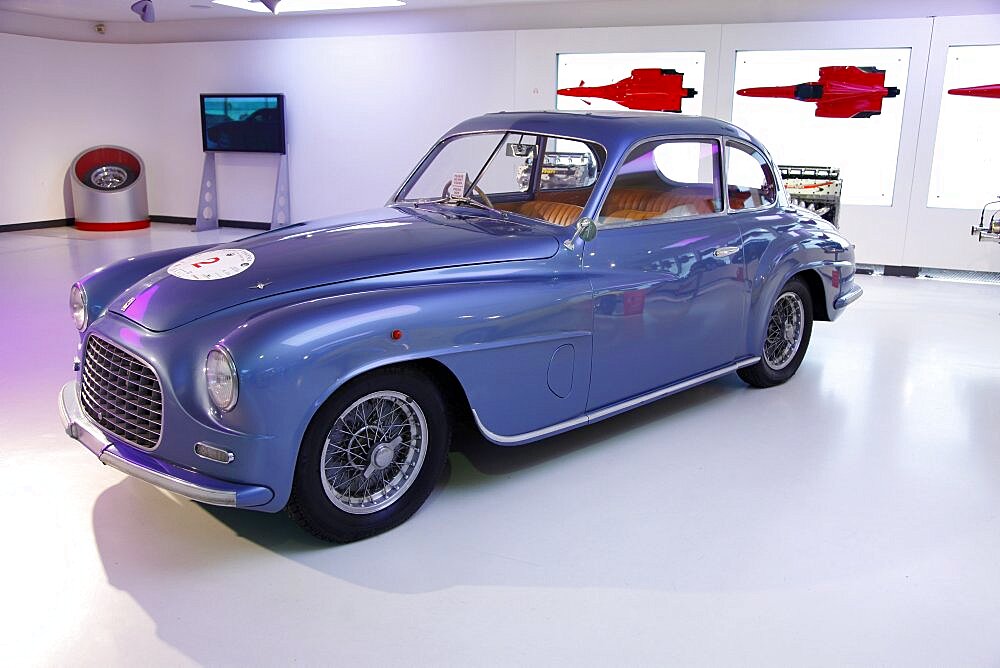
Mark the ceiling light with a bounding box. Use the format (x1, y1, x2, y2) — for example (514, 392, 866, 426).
(131, 0, 156, 22)
(211, 0, 405, 13)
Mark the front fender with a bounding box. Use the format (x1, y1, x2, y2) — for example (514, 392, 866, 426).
(218, 272, 593, 462)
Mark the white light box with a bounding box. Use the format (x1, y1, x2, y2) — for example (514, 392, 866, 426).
(731, 48, 911, 206)
(927, 44, 1000, 210)
(556, 52, 705, 116)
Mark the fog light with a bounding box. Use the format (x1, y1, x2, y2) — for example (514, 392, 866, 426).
(195, 442, 234, 464)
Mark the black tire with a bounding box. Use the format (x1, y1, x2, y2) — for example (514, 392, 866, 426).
(738, 277, 813, 388)
(286, 367, 450, 543)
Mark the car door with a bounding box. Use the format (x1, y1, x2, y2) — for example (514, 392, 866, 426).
(584, 137, 748, 411)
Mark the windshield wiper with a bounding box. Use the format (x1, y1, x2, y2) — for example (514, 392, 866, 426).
(407, 196, 496, 214)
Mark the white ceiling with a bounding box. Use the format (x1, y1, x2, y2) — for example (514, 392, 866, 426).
(1, 0, 996, 44)
(0, 0, 579, 22)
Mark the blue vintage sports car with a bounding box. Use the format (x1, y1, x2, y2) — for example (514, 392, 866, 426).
(59, 111, 861, 542)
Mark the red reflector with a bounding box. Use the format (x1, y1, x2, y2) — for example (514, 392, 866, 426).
(391, 329, 403, 340)
(832, 268, 841, 289)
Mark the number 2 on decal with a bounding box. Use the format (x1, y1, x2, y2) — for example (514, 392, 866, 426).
(193, 257, 220, 269)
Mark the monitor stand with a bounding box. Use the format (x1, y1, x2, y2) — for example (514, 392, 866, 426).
(195, 152, 291, 231)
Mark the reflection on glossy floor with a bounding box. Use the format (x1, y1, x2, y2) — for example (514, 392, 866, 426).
(2, 224, 999, 665)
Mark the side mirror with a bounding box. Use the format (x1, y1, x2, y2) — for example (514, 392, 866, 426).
(563, 217, 597, 251)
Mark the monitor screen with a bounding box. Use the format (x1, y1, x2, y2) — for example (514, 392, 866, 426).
(200, 94, 286, 154)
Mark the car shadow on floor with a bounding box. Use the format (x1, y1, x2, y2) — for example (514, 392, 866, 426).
(91, 373, 785, 615)
(185, 374, 744, 548)
(448, 374, 744, 479)
(93, 373, 747, 551)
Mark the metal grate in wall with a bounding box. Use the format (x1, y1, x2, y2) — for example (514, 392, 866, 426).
(919, 268, 1000, 285)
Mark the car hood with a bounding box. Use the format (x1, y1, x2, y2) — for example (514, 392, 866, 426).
(109, 206, 560, 331)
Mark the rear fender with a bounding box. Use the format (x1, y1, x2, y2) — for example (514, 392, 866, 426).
(746, 237, 853, 354)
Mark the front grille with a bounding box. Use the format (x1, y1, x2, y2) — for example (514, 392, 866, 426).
(81, 335, 163, 450)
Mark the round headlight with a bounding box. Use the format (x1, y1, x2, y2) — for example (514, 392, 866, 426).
(70, 283, 88, 331)
(205, 346, 238, 412)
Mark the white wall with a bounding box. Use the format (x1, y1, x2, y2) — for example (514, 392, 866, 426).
(0, 34, 150, 224)
(2, 13, 999, 272)
(903, 14, 1000, 272)
(142, 31, 515, 222)
(717, 18, 936, 269)
(516, 17, 999, 272)
(0, 30, 515, 226)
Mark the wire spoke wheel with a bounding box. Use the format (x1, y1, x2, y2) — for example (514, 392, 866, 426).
(319, 390, 428, 515)
(763, 291, 805, 371)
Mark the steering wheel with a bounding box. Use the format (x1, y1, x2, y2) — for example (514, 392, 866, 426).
(470, 184, 494, 208)
(441, 180, 494, 208)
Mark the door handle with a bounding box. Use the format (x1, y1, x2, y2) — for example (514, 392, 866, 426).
(713, 246, 741, 258)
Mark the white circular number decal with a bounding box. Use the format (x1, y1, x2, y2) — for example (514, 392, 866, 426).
(167, 249, 255, 281)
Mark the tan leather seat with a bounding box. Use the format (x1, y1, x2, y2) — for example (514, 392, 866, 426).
(605, 189, 661, 213)
(605, 209, 661, 222)
(645, 192, 718, 217)
(513, 200, 583, 226)
(604, 188, 718, 220)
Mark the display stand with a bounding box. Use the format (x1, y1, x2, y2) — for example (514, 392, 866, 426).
(194, 152, 291, 231)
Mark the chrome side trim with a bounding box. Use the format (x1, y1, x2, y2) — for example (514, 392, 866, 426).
(473, 413, 590, 446)
(473, 357, 761, 446)
(587, 357, 760, 422)
(99, 447, 238, 507)
(834, 286, 863, 309)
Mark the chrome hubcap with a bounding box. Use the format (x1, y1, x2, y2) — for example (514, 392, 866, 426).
(90, 165, 129, 189)
(320, 391, 427, 515)
(764, 291, 805, 371)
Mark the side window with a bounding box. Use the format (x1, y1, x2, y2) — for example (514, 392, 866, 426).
(725, 142, 777, 211)
(538, 138, 600, 192)
(598, 139, 722, 226)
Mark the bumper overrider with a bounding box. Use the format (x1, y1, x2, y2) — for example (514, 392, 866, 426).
(58, 381, 273, 508)
(834, 284, 863, 310)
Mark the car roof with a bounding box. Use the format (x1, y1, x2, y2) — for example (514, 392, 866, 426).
(445, 111, 760, 156)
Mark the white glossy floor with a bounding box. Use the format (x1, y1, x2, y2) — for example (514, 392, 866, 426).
(2, 223, 1000, 665)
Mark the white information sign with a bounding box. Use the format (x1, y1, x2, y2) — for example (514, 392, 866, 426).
(449, 172, 468, 198)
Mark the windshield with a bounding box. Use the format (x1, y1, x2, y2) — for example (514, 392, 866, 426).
(395, 131, 603, 227)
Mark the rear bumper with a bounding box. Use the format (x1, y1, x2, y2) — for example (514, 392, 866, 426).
(58, 381, 273, 508)
(834, 284, 863, 310)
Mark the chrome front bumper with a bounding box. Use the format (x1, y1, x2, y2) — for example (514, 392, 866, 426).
(58, 381, 273, 508)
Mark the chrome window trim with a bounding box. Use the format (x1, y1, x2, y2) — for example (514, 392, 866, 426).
(591, 134, 727, 230)
(722, 138, 780, 214)
(81, 332, 164, 451)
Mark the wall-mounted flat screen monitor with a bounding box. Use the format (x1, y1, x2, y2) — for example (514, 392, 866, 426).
(200, 94, 286, 154)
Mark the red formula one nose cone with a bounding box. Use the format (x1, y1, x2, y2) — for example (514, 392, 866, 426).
(948, 84, 1000, 99)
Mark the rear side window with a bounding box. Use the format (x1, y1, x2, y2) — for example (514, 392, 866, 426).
(598, 139, 723, 226)
(725, 142, 777, 211)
